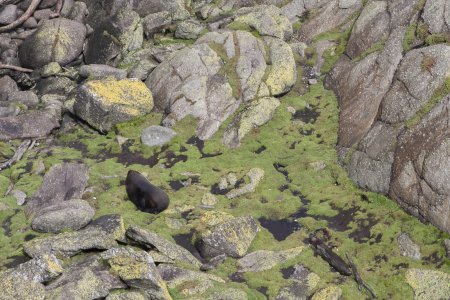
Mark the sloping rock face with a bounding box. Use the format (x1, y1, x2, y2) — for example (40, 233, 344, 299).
(325, 0, 450, 232)
(146, 28, 296, 141)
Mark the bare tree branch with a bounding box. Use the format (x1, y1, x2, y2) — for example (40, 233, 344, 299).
(0, 139, 32, 171)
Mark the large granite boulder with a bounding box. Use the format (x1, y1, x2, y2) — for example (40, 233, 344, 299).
(238, 247, 304, 272)
(73, 78, 154, 132)
(19, 18, 86, 68)
(0, 110, 60, 141)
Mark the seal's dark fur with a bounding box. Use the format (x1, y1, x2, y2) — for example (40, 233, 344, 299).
(125, 170, 169, 213)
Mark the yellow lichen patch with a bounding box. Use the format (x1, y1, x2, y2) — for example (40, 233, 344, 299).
(43, 254, 64, 274)
(237, 97, 280, 140)
(198, 211, 234, 228)
(85, 79, 153, 113)
(405, 268, 450, 300)
(265, 38, 297, 96)
(311, 285, 343, 300)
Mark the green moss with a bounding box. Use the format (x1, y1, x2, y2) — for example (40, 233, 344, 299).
(405, 76, 450, 128)
(403, 22, 417, 52)
(425, 33, 450, 46)
(352, 41, 385, 62)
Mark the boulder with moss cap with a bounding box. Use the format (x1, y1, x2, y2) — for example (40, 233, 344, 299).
(73, 78, 154, 132)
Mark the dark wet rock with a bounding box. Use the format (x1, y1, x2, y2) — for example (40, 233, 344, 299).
(238, 247, 304, 272)
(45, 258, 126, 299)
(200, 253, 227, 271)
(397, 233, 421, 260)
(39, 0, 58, 9)
(223, 97, 280, 148)
(0, 110, 60, 141)
(297, 0, 362, 42)
(35, 76, 77, 95)
(175, 19, 205, 39)
(23, 16, 38, 29)
(1, 254, 63, 283)
(225, 168, 264, 199)
(23, 227, 118, 258)
(142, 11, 172, 38)
(0, 75, 18, 102)
(79, 64, 128, 80)
(0, 4, 18, 25)
(86, 214, 126, 242)
(158, 264, 225, 296)
(19, 18, 86, 68)
(31, 199, 95, 233)
(310, 235, 351, 276)
(8, 91, 39, 108)
(126, 225, 202, 268)
(141, 125, 177, 147)
(0, 275, 46, 300)
(26, 163, 89, 216)
(101, 247, 172, 300)
(195, 215, 259, 259)
(405, 268, 450, 300)
(73, 78, 153, 132)
(84, 8, 143, 65)
(276, 264, 320, 300)
(64, 1, 88, 23)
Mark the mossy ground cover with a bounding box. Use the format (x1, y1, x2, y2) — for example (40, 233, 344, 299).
(1, 79, 449, 298)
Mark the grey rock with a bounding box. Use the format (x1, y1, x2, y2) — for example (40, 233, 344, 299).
(127, 59, 157, 80)
(158, 264, 225, 296)
(73, 78, 154, 132)
(19, 18, 86, 68)
(225, 168, 265, 199)
(423, 0, 447, 34)
(0, 75, 18, 102)
(397, 232, 421, 260)
(195, 215, 259, 259)
(106, 290, 146, 300)
(0, 110, 60, 141)
(1, 254, 63, 283)
(134, 0, 190, 20)
(84, 8, 143, 65)
(298, 0, 362, 42)
(23, 17, 38, 29)
(35, 75, 77, 95)
(141, 125, 177, 147)
(8, 91, 40, 108)
(326, 26, 405, 148)
(142, 11, 172, 38)
(0, 105, 20, 117)
(281, 0, 306, 22)
(40, 62, 62, 77)
(0, 274, 46, 300)
(65, 1, 88, 23)
(201, 192, 217, 207)
(276, 264, 320, 300)
(339, 0, 360, 9)
(24, 228, 118, 258)
(79, 64, 128, 80)
(175, 19, 205, 39)
(26, 163, 89, 216)
(46, 260, 126, 300)
(200, 254, 227, 271)
(126, 225, 202, 267)
(31, 199, 95, 233)
(101, 247, 172, 300)
(85, 214, 126, 242)
(207, 288, 248, 300)
(233, 5, 293, 40)
(348, 122, 399, 194)
(345, 1, 389, 59)
(0, 4, 18, 25)
(33, 8, 53, 21)
(405, 268, 450, 300)
(146, 43, 238, 140)
(381, 45, 450, 124)
(39, 0, 58, 9)
(238, 247, 304, 272)
(11, 189, 26, 206)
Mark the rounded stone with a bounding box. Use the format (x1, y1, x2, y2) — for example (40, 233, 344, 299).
(141, 125, 177, 147)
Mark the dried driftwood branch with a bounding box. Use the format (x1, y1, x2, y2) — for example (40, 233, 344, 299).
(346, 252, 377, 299)
(0, 139, 32, 171)
(0, 64, 33, 73)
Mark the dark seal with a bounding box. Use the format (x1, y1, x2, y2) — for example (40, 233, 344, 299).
(125, 170, 170, 213)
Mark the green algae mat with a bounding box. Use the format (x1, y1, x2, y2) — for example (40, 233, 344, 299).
(1, 82, 449, 299)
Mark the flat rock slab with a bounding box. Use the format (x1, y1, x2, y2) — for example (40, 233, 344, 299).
(141, 125, 177, 147)
(238, 247, 304, 272)
(2, 254, 63, 283)
(26, 163, 89, 216)
(79, 64, 128, 80)
(406, 268, 450, 300)
(0, 111, 60, 141)
(31, 199, 95, 233)
(0, 275, 46, 300)
(126, 225, 201, 267)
